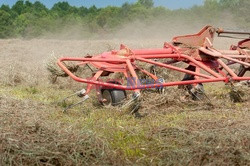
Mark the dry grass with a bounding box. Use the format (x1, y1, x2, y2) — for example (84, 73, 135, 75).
(0, 39, 250, 165)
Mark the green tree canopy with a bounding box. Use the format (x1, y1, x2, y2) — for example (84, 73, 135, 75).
(0, 0, 248, 38)
(137, 0, 154, 8)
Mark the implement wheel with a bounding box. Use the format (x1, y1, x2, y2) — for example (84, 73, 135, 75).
(101, 81, 126, 106)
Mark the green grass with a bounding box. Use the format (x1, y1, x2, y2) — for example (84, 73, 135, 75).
(3, 85, 72, 104)
(0, 83, 249, 165)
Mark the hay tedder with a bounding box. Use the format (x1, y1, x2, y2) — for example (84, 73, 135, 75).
(57, 25, 250, 111)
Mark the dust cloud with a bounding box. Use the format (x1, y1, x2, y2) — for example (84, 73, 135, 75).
(0, 12, 246, 86)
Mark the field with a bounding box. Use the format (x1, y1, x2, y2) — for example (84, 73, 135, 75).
(0, 37, 249, 165)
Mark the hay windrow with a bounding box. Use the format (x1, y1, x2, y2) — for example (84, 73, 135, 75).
(0, 39, 249, 165)
(46, 55, 80, 84)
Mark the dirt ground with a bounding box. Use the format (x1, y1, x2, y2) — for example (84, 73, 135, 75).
(0, 37, 249, 165)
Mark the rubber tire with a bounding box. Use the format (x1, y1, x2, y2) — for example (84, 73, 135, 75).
(101, 89, 126, 106)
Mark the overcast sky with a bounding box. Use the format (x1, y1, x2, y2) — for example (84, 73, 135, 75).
(0, 0, 204, 9)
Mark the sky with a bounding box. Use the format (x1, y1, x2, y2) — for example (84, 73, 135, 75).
(0, 0, 204, 9)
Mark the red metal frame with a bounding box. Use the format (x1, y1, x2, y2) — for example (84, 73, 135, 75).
(57, 25, 250, 97)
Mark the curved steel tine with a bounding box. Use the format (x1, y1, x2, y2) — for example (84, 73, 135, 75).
(122, 92, 140, 109)
(59, 89, 86, 103)
(63, 95, 89, 113)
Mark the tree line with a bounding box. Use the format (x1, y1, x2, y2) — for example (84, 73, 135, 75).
(0, 0, 249, 38)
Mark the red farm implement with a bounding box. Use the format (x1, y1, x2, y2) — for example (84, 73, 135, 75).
(57, 25, 250, 111)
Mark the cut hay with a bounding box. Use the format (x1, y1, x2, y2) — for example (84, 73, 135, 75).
(46, 54, 79, 83)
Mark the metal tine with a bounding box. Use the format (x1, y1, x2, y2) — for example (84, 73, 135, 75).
(122, 92, 140, 109)
(189, 86, 212, 104)
(58, 89, 89, 112)
(63, 95, 89, 113)
(59, 89, 87, 103)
